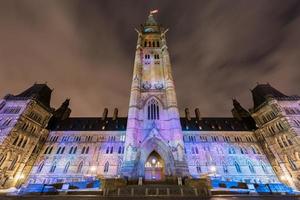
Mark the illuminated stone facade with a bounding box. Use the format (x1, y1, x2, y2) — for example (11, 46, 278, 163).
(0, 85, 52, 188)
(250, 84, 300, 189)
(0, 14, 299, 190)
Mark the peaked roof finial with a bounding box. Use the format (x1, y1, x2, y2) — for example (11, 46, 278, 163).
(150, 9, 158, 15)
(145, 9, 158, 26)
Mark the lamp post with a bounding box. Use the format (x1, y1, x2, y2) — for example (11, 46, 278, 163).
(210, 166, 217, 178)
(90, 166, 96, 180)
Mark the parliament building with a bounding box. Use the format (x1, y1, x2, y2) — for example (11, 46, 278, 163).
(0, 13, 300, 192)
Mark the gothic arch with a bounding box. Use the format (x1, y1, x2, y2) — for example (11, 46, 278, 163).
(142, 95, 165, 109)
(138, 136, 175, 177)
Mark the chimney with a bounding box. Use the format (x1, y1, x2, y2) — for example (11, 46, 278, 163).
(102, 108, 108, 120)
(113, 108, 118, 120)
(195, 108, 201, 120)
(185, 108, 191, 121)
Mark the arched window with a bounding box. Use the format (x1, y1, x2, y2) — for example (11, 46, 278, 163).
(8, 156, 18, 170)
(17, 137, 24, 147)
(104, 161, 109, 172)
(44, 146, 49, 154)
(49, 162, 56, 173)
(248, 161, 255, 173)
(195, 147, 199, 154)
(191, 147, 195, 154)
(276, 138, 284, 148)
(0, 153, 6, 167)
(235, 161, 241, 173)
(110, 146, 113, 154)
(240, 147, 244, 154)
(12, 136, 19, 146)
(77, 161, 83, 173)
(152, 41, 155, 47)
(288, 157, 297, 170)
(156, 41, 160, 47)
(48, 146, 53, 154)
(81, 147, 86, 154)
(251, 146, 257, 154)
(106, 147, 109, 154)
(196, 163, 201, 173)
(56, 147, 61, 154)
(63, 162, 70, 173)
(22, 139, 27, 148)
(73, 146, 77, 154)
(86, 147, 89, 154)
(37, 161, 44, 173)
(69, 147, 73, 154)
(147, 99, 160, 120)
(118, 146, 122, 154)
(61, 147, 65, 154)
(229, 147, 235, 154)
(261, 161, 268, 173)
(223, 163, 228, 173)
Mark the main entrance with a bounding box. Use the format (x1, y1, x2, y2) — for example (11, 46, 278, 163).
(144, 151, 165, 181)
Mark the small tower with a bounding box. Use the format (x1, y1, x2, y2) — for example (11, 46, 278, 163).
(121, 12, 189, 180)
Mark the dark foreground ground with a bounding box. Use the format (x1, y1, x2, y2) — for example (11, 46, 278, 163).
(0, 195, 299, 200)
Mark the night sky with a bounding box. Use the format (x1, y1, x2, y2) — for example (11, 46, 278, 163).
(0, 0, 299, 117)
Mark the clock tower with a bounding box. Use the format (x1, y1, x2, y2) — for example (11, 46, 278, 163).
(121, 12, 189, 180)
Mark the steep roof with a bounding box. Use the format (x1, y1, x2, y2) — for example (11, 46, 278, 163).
(49, 116, 251, 132)
(251, 83, 300, 110)
(4, 83, 52, 109)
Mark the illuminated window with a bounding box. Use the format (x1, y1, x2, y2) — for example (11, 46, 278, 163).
(147, 99, 160, 120)
(251, 146, 257, 154)
(61, 147, 65, 154)
(196, 163, 201, 173)
(77, 161, 83, 173)
(73, 146, 77, 154)
(69, 147, 73, 154)
(63, 162, 70, 173)
(288, 157, 297, 170)
(37, 161, 44, 173)
(0, 154, 6, 167)
(48, 146, 53, 154)
(234, 161, 241, 173)
(104, 161, 109, 172)
(12, 136, 19, 146)
(261, 161, 268, 173)
(49, 162, 56, 173)
(248, 161, 255, 173)
(229, 147, 235, 154)
(223, 163, 228, 173)
(81, 147, 86, 154)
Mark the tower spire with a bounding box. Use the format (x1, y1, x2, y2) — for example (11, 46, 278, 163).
(121, 12, 189, 179)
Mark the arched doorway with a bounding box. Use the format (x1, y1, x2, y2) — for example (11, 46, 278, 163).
(144, 151, 165, 181)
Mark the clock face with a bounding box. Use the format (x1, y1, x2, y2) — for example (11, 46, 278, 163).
(144, 27, 154, 32)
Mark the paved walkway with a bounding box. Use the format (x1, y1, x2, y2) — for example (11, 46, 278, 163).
(0, 195, 299, 200)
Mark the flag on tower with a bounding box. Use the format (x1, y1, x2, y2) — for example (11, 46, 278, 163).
(150, 9, 158, 14)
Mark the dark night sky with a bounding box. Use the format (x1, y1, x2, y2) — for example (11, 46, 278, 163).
(0, 0, 299, 117)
